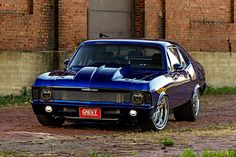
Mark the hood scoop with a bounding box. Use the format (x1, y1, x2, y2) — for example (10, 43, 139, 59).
(74, 66, 98, 81)
(73, 65, 130, 83)
(49, 70, 74, 76)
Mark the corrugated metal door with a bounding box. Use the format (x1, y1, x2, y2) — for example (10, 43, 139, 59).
(88, 0, 133, 39)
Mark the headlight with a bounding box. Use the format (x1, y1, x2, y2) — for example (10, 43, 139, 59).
(131, 92, 144, 104)
(41, 88, 52, 100)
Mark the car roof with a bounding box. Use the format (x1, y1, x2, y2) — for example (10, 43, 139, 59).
(81, 39, 175, 47)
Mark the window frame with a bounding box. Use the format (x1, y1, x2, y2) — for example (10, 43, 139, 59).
(166, 45, 190, 72)
(176, 45, 190, 67)
(69, 43, 168, 71)
(166, 46, 181, 71)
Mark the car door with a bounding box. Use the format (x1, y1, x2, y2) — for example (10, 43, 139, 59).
(177, 46, 198, 101)
(166, 46, 192, 109)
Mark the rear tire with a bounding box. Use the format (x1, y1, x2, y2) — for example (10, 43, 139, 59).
(140, 96, 169, 131)
(36, 114, 65, 126)
(174, 88, 200, 121)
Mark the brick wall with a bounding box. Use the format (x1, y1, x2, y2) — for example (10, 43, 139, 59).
(0, 0, 34, 51)
(0, 0, 30, 13)
(165, 0, 236, 52)
(145, 0, 165, 39)
(187, 0, 236, 51)
(143, 0, 236, 52)
(0, 0, 58, 51)
(0, 0, 87, 51)
(59, 0, 87, 51)
(1, 0, 236, 52)
(165, 0, 190, 47)
(134, 0, 145, 38)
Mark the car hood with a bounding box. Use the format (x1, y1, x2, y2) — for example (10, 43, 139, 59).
(34, 65, 165, 91)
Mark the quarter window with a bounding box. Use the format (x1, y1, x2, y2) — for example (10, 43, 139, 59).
(178, 46, 190, 65)
(167, 47, 181, 70)
(177, 49, 187, 68)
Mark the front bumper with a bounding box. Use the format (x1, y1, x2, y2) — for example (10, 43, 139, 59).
(31, 102, 155, 123)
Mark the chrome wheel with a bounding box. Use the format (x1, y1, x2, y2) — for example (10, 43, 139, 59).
(174, 85, 201, 121)
(192, 90, 200, 117)
(152, 96, 169, 130)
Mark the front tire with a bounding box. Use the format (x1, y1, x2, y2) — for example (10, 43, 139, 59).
(140, 96, 169, 131)
(174, 88, 200, 121)
(36, 114, 65, 126)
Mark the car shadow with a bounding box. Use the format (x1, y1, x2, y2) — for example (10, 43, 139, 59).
(59, 114, 178, 132)
(61, 121, 142, 132)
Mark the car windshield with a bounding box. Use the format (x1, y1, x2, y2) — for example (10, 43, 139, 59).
(69, 44, 164, 70)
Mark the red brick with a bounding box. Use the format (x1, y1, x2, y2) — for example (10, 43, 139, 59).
(0, 0, 236, 52)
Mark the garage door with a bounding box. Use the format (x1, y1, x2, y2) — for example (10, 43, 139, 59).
(88, 0, 133, 39)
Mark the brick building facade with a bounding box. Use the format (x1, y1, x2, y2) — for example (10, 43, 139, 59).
(0, 0, 235, 52)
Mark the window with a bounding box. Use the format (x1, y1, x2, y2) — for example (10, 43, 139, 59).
(177, 49, 187, 68)
(167, 46, 190, 70)
(69, 44, 164, 71)
(177, 46, 190, 65)
(167, 47, 181, 70)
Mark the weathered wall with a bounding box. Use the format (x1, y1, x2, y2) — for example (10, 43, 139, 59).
(188, 0, 236, 51)
(143, 0, 236, 52)
(165, 0, 190, 47)
(1, 0, 236, 52)
(144, 0, 164, 39)
(0, 0, 87, 51)
(134, 0, 145, 38)
(59, 0, 88, 51)
(0, 0, 57, 51)
(165, 0, 236, 52)
(0, 0, 30, 13)
(190, 52, 236, 87)
(0, 51, 73, 95)
(0, 51, 235, 95)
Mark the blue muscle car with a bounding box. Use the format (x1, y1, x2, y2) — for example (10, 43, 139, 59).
(32, 39, 207, 131)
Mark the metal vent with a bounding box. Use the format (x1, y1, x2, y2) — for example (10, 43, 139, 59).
(53, 89, 130, 103)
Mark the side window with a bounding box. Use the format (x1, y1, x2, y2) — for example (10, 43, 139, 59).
(144, 47, 162, 57)
(178, 46, 190, 65)
(166, 56, 172, 71)
(177, 48, 187, 68)
(167, 47, 181, 70)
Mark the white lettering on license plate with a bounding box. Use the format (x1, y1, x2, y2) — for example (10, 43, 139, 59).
(79, 108, 101, 119)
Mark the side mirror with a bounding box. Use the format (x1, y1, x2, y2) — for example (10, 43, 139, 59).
(64, 59, 70, 66)
(173, 63, 183, 71)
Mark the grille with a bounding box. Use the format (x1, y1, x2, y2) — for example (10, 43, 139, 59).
(53, 89, 130, 103)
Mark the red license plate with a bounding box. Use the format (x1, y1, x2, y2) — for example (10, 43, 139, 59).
(79, 107, 101, 119)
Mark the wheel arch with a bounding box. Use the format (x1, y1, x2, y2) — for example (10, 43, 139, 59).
(192, 84, 201, 97)
(157, 92, 169, 106)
